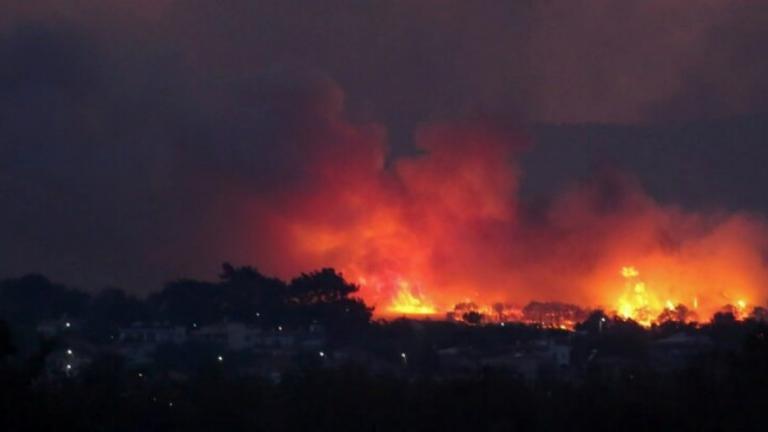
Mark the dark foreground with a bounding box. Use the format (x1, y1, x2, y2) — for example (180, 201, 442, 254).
(1, 269, 767, 430)
(1, 333, 767, 432)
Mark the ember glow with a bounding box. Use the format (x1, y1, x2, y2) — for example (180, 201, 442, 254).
(616, 266, 695, 326)
(387, 280, 437, 316)
(244, 101, 768, 326)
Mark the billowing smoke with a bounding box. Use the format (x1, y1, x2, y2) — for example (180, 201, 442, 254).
(226, 83, 768, 320)
(2, 1, 768, 322)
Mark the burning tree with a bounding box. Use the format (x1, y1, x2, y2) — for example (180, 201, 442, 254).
(521, 301, 588, 329)
(656, 304, 698, 324)
(751, 306, 768, 322)
(446, 302, 486, 324)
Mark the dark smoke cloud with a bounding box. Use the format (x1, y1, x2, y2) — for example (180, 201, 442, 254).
(0, 19, 387, 291)
(5, 0, 767, 124)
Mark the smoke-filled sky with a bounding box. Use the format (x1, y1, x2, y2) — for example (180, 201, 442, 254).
(2, 0, 768, 313)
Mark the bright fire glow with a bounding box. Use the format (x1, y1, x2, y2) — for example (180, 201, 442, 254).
(616, 266, 680, 326)
(611, 265, 754, 327)
(386, 280, 437, 315)
(246, 118, 768, 327)
(620, 266, 640, 278)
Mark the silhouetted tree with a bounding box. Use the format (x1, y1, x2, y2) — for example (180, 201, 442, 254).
(0, 274, 89, 326)
(600, 317, 648, 356)
(653, 318, 697, 337)
(86, 288, 149, 342)
(453, 302, 479, 312)
(462, 310, 484, 325)
(522, 301, 587, 327)
(711, 311, 737, 326)
(149, 279, 222, 325)
(656, 304, 697, 324)
(575, 309, 609, 334)
(288, 268, 372, 332)
(750, 306, 768, 322)
(289, 268, 358, 304)
(492, 302, 506, 321)
(449, 302, 483, 323)
(147, 265, 371, 334)
(705, 311, 745, 348)
(218, 263, 288, 324)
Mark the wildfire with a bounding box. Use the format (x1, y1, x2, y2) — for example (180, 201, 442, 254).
(616, 266, 663, 326)
(612, 265, 754, 326)
(620, 266, 639, 278)
(353, 262, 761, 328)
(386, 280, 437, 315)
(252, 116, 768, 328)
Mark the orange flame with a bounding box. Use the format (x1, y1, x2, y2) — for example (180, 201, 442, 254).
(387, 280, 437, 315)
(611, 265, 753, 326)
(245, 116, 768, 326)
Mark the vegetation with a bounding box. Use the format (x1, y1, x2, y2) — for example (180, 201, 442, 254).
(2, 267, 768, 431)
(0, 264, 372, 345)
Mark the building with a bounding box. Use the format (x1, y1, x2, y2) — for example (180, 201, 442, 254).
(118, 323, 187, 345)
(44, 343, 96, 379)
(36, 318, 80, 339)
(190, 322, 260, 350)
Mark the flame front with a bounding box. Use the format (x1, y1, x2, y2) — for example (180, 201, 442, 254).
(612, 265, 753, 326)
(387, 280, 437, 315)
(616, 266, 681, 326)
(247, 118, 768, 326)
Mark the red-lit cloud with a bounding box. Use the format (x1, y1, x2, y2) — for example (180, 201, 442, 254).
(215, 83, 768, 321)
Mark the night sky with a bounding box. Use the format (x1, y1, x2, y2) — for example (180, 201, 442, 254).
(2, 1, 768, 294)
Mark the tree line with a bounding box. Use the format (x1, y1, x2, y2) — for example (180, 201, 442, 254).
(0, 264, 372, 345)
